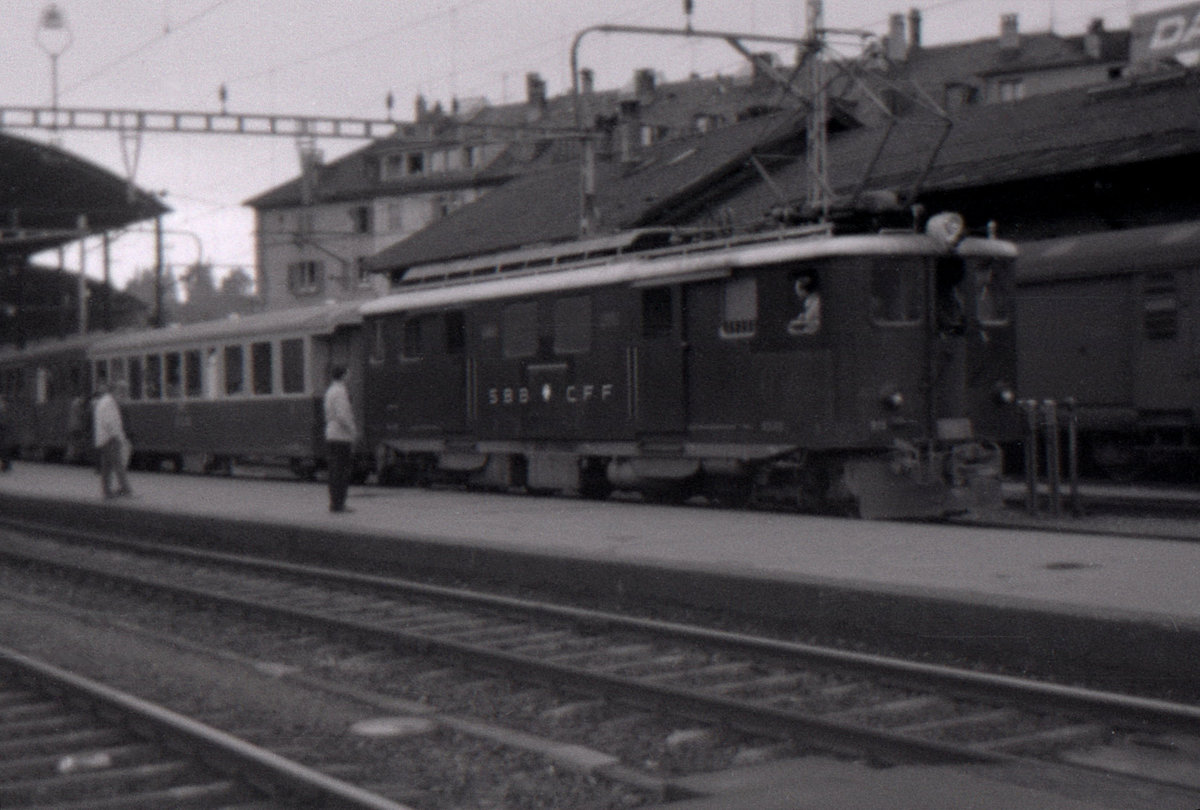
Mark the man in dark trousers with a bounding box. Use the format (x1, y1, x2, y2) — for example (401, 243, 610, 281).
(323, 365, 357, 512)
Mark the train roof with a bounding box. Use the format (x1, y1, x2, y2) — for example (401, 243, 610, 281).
(363, 226, 1016, 317)
(0, 333, 94, 364)
(1018, 221, 1200, 283)
(89, 302, 362, 354)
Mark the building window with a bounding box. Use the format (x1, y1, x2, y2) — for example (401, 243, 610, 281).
(719, 277, 757, 338)
(288, 261, 323, 295)
(406, 152, 425, 175)
(351, 205, 373, 234)
(386, 200, 404, 232)
(998, 77, 1025, 102)
(355, 257, 374, 288)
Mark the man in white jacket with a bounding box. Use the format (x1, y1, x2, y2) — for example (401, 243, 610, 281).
(93, 381, 131, 499)
(323, 365, 357, 512)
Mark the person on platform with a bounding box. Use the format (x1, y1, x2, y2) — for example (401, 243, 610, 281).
(323, 365, 357, 513)
(93, 381, 132, 499)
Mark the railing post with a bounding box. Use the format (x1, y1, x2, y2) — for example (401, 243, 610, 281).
(1042, 399, 1061, 517)
(1021, 399, 1039, 514)
(1064, 397, 1082, 517)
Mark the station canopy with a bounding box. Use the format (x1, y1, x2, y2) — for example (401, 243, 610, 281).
(0, 130, 167, 257)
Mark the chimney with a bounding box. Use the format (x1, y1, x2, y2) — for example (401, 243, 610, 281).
(618, 98, 641, 163)
(580, 68, 594, 95)
(414, 94, 428, 122)
(886, 14, 908, 61)
(908, 7, 922, 50)
(751, 52, 778, 80)
(526, 72, 546, 108)
(634, 68, 656, 98)
(1085, 18, 1104, 60)
(999, 13, 1019, 52)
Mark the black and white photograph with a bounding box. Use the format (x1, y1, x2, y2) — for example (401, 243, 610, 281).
(0, 1, 1199, 807)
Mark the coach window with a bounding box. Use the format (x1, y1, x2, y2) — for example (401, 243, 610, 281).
(184, 350, 203, 398)
(719, 277, 757, 339)
(165, 352, 182, 398)
(93, 360, 108, 388)
(870, 259, 923, 325)
(281, 338, 305, 394)
(369, 321, 385, 365)
(554, 296, 591, 354)
(34, 367, 48, 404)
(144, 355, 162, 400)
(128, 356, 144, 401)
(642, 288, 673, 339)
(224, 345, 245, 396)
(252, 341, 273, 395)
(503, 301, 538, 359)
(110, 357, 127, 395)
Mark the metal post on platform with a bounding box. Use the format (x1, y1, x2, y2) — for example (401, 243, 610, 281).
(1042, 400, 1061, 517)
(1021, 399, 1039, 514)
(1065, 397, 1082, 517)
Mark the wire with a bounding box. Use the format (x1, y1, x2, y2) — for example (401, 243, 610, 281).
(63, 0, 243, 96)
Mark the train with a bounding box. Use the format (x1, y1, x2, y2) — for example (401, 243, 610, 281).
(1016, 219, 1200, 480)
(0, 209, 1020, 519)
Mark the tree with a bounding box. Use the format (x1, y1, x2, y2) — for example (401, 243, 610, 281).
(123, 267, 179, 325)
(219, 267, 255, 298)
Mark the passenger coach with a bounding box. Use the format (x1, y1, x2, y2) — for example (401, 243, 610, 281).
(88, 302, 367, 477)
(362, 215, 1019, 518)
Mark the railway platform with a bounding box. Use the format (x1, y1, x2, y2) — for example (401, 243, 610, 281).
(0, 462, 1198, 809)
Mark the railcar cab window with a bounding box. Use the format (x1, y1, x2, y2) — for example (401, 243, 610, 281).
(973, 260, 1012, 325)
(720, 277, 757, 339)
(870, 259, 923, 324)
(935, 257, 967, 337)
(787, 272, 822, 336)
(554, 296, 591, 354)
(503, 301, 538, 359)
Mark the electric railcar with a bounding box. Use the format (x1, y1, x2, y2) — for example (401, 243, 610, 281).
(1017, 219, 1200, 479)
(362, 213, 1019, 518)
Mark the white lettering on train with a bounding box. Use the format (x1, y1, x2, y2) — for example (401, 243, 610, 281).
(486, 382, 614, 408)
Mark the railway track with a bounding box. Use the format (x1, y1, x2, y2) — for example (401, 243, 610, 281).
(1, 519, 1199, 806)
(0, 644, 411, 810)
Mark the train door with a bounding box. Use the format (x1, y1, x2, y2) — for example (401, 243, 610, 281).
(634, 285, 687, 435)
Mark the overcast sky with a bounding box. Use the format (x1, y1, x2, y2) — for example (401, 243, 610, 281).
(0, 0, 1182, 288)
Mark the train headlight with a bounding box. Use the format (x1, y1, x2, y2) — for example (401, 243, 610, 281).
(925, 212, 966, 247)
(882, 390, 905, 411)
(993, 383, 1016, 406)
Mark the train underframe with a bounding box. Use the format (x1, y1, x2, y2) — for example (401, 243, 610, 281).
(374, 438, 1004, 519)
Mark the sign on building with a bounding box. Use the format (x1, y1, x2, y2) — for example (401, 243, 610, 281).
(1131, 2, 1200, 67)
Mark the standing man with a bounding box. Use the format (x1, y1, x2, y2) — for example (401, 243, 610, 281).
(93, 382, 131, 499)
(323, 365, 357, 513)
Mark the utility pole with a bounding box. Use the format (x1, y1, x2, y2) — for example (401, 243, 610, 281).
(154, 215, 164, 327)
(76, 214, 87, 334)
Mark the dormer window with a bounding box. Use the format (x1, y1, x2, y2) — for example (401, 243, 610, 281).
(998, 77, 1025, 102)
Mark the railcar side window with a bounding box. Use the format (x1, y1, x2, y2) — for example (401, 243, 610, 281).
(445, 311, 466, 355)
(252, 341, 273, 395)
(34, 367, 48, 404)
(503, 301, 538, 359)
(128, 357, 144, 401)
(553, 296, 591, 354)
(165, 353, 182, 398)
(641, 288, 673, 338)
(787, 271, 822, 336)
(870, 260, 922, 324)
(93, 360, 108, 388)
(402, 318, 425, 360)
(719, 277, 757, 339)
(281, 339, 305, 393)
(144, 355, 162, 400)
(369, 321, 386, 365)
(184, 350, 202, 398)
(224, 345, 244, 396)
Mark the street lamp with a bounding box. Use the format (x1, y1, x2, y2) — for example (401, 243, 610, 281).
(36, 3, 72, 136)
